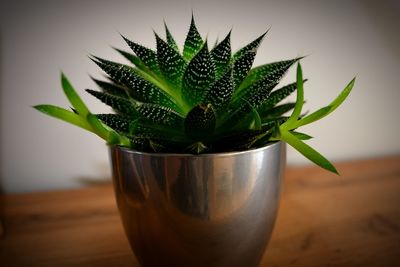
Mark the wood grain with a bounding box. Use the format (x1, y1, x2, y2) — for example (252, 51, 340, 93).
(1, 156, 399, 267)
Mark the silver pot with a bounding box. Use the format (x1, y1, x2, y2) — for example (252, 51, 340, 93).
(110, 141, 286, 267)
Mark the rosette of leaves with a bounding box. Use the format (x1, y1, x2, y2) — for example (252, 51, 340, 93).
(35, 15, 355, 173)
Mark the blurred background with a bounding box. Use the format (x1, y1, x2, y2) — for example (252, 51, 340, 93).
(0, 0, 399, 193)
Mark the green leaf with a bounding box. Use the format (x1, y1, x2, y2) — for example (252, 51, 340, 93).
(61, 73, 89, 117)
(232, 30, 268, 60)
(96, 114, 132, 133)
(262, 116, 289, 126)
(292, 131, 313, 140)
(86, 113, 131, 146)
(86, 89, 138, 117)
(183, 14, 204, 61)
(230, 61, 299, 114)
(231, 71, 279, 109)
(234, 59, 299, 104)
(185, 142, 209, 154)
(211, 125, 272, 152)
(233, 50, 256, 89)
(184, 104, 216, 141)
(203, 68, 233, 108)
(91, 57, 181, 111)
(260, 102, 296, 120)
(34, 104, 91, 131)
(292, 78, 356, 128)
(248, 104, 262, 130)
(86, 113, 111, 141)
(182, 42, 215, 106)
(132, 102, 184, 126)
(155, 32, 186, 89)
(130, 120, 185, 140)
(113, 48, 148, 72)
(210, 30, 231, 78)
(259, 102, 296, 117)
(238, 58, 302, 92)
(164, 21, 179, 52)
(129, 121, 188, 152)
(212, 36, 219, 50)
(280, 129, 338, 174)
(282, 63, 304, 129)
(218, 98, 262, 133)
(91, 77, 127, 97)
(258, 81, 305, 111)
(120, 34, 161, 76)
(129, 137, 151, 151)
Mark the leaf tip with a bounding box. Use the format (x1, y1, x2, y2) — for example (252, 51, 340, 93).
(60, 71, 67, 82)
(32, 104, 42, 111)
(330, 165, 339, 175)
(87, 54, 98, 62)
(351, 76, 357, 85)
(119, 32, 128, 41)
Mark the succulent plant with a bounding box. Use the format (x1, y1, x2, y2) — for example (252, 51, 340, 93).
(35, 15, 355, 174)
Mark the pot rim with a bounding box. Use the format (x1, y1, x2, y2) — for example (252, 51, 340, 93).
(109, 141, 283, 158)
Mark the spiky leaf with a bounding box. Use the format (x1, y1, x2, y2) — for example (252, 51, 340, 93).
(86, 89, 137, 117)
(184, 104, 216, 141)
(91, 57, 180, 111)
(233, 30, 268, 60)
(259, 81, 304, 110)
(260, 102, 296, 120)
(114, 48, 148, 72)
(132, 102, 184, 126)
(182, 42, 215, 106)
(203, 68, 234, 108)
(210, 31, 231, 78)
(96, 114, 131, 133)
(230, 64, 299, 115)
(234, 59, 299, 106)
(130, 120, 185, 141)
(183, 15, 204, 61)
(129, 137, 151, 151)
(232, 76, 277, 110)
(129, 122, 188, 152)
(164, 21, 179, 52)
(155, 33, 186, 89)
(91, 77, 127, 97)
(262, 116, 289, 126)
(121, 34, 161, 75)
(218, 99, 259, 134)
(239, 58, 301, 91)
(233, 50, 256, 89)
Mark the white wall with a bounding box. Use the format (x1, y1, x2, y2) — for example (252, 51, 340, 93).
(1, 0, 399, 193)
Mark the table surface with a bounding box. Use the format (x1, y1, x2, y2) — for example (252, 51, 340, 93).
(1, 156, 400, 267)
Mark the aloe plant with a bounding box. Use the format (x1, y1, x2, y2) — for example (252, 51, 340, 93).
(34, 15, 355, 174)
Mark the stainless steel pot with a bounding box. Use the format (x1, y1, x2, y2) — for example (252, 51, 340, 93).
(110, 141, 286, 267)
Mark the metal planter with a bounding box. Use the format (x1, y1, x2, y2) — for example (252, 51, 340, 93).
(110, 141, 286, 267)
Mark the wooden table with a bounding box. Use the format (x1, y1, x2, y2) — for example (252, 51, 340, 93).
(1, 156, 400, 267)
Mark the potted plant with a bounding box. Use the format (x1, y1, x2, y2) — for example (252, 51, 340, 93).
(35, 15, 354, 267)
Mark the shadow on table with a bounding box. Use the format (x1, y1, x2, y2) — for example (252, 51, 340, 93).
(75, 176, 112, 187)
(75, 161, 113, 187)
